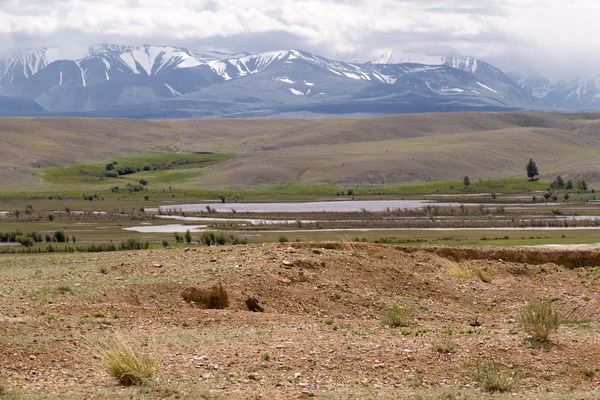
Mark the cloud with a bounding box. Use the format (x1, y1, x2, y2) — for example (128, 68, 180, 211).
(0, 0, 596, 80)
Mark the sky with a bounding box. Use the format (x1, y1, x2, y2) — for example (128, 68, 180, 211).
(0, 0, 596, 81)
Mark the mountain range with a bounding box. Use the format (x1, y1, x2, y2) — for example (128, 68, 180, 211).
(0, 44, 598, 118)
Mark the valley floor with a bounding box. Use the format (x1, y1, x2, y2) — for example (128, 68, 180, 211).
(1, 243, 599, 399)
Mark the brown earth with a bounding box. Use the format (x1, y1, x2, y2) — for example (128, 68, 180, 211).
(0, 243, 599, 399)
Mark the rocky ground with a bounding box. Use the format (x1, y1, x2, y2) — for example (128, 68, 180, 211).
(0, 242, 599, 399)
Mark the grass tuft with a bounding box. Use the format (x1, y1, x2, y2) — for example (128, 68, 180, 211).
(519, 300, 561, 341)
(472, 360, 521, 393)
(96, 339, 160, 386)
(380, 304, 414, 327)
(432, 332, 457, 354)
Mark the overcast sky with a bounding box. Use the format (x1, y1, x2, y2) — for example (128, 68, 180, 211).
(0, 0, 596, 81)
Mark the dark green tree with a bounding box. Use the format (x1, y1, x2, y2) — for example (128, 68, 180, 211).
(566, 180, 574, 191)
(526, 159, 539, 181)
(463, 176, 471, 188)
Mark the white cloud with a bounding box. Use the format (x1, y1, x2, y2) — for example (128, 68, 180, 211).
(0, 0, 597, 80)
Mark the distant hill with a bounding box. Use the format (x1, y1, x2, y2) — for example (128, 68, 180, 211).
(2, 112, 600, 189)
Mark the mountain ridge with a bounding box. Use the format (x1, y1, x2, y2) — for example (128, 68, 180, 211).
(0, 43, 590, 118)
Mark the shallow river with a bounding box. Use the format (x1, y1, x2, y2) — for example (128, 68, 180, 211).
(155, 200, 457, 213)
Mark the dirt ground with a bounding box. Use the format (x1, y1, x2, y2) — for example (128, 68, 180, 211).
(1, 243, 600, 399)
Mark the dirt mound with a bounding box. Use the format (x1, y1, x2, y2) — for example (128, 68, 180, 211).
(181, 284, 229, 309)
(397, 245, 600, 269)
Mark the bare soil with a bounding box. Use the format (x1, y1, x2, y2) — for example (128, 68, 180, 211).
(1, 243, 599, 399)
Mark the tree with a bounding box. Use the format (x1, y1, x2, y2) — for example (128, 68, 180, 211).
(463, 176, 471, 188)
(526, 159, 539, 181)
(566, 180, 574, 191)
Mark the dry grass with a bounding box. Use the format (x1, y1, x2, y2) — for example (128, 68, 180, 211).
(448, 261, 474, 279)
(432, 332, 458, 354)
(380, 304, 414, 327)
(5, 112, 600, 189)
(519, 300, 561, 341)
(472, 360, 521, 393)
(95, 339, 160, 386)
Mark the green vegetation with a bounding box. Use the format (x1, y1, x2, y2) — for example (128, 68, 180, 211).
(42, 153, 234, 185)
(519, 300, 561, 341)
(472, 360, 521, 393)
(526, 158, 539, 181)
(380, 304, 414, 328)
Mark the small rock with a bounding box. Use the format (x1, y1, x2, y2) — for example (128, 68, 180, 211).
(210, 259, 217, 262)
(282, 261, 294, 268)
(153, 263, 162, 268)
(184, 247, 190, 252)
(28, 355, 36, 360)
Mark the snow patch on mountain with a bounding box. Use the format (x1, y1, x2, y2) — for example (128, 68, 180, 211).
(371, 50, 445, 65)
(477, 82, 498, 93)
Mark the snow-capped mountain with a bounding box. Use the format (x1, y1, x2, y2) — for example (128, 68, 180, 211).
(0, 44, 562, 118)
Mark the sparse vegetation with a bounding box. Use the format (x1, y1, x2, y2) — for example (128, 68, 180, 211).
(472, 360, 521, 393)
(432, 332, 457, 354)
(519, 300, 561, 341)
(97, 339, 160, 386)
(380, 304, 414, 327)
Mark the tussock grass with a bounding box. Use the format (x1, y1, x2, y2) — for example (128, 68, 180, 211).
(519, 300, 561, 341)
(432, 332, 457, 354)
(380, 304, 414, 328)
(96, 339, 160, 386)
(472, 360, 521, 393)
(448, 261, 474, 279)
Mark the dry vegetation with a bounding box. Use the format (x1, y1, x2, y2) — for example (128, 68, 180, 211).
(1, 242, 600, 399)
(4, 112, 600, 189)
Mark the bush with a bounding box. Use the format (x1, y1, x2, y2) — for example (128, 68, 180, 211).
(119, 239, 149, 251)
(181, 283, 229, 309)
(432, 332, 457, 354)
(380, 304, 413, 327)
(54, 230, 66, 243)
(184, 229, 192, 244)
(519, 300, 561, 341)
(278, 235, 289, 243)
(162, 240, 169, 248)
(174, 232, 184, 243)
(98, 340, 159, 386)
(472, 360, 521, 393)
(15, 236, 34, 247)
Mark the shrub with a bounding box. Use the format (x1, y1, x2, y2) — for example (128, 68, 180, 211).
(432, 332, 457, 354)
(472, 360, 521, 393)
(119, 239, 149, 251)
(162, 240, 169, 248)
(380, 304, 413, 327)
(139, 179, 148, 186)
(278, 235, 289, 243)
(54, 230, 66, 243)
(519, 300, 561, 341)
(98, 340, 159, 386)
(15, 236, 34, 247)
(181, 283, 229, 309)
(174, 232, 184, 243)
(184, 229, 192, 244)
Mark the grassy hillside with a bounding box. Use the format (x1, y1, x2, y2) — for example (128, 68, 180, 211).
(2, 112, 600, 191)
